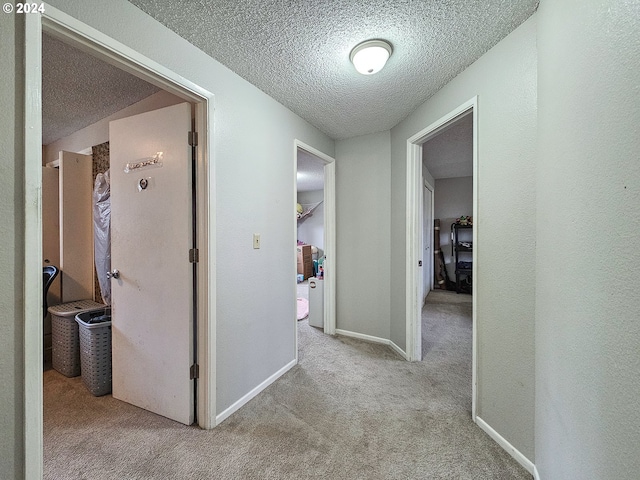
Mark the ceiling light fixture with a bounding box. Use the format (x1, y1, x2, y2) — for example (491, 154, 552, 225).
(349, 39, 393, 75)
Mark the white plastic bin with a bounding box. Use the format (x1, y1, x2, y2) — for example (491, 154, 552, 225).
(308, 277, 324, 329)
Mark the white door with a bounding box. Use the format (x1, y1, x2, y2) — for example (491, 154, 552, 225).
(109, 102, 194, 425)
(42, 166, 61, 305)
(59, 151, 94, 302)
(422, 181, 433, 302)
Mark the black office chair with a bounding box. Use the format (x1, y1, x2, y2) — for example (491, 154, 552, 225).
(43, 266, 59, 318)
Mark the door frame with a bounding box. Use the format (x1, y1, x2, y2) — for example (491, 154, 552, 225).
(421, 178, 434, 302)
(24, 5, 216, 477)
(405, 96, 478, 420)
(293, 141, 337, 352)
(407, 173, 435, 352)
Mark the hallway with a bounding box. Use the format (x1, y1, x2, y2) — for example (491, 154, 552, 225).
(43, 289, 529, 479)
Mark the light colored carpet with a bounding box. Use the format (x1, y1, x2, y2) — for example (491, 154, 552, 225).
(43, 290, 531, 479)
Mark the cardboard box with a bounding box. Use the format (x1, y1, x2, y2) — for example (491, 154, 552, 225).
(296, 245, 313, 279)
(296, 245, 312, 261)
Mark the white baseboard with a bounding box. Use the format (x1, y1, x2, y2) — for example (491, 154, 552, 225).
(335, 328, 388, 345)
(475, 416, 536, 476)
(389, 340, 408, 360)
(215, 358, 296, 425)
(335, 329, 408, 359)
(533, 465, 540, 480)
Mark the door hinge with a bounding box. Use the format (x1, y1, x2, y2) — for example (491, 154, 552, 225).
(188, 131, 198, 147)
(190, 363, 199, 380)
(189, 248, 199, 263)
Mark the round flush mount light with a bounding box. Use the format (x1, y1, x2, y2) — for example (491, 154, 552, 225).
(349, 39, 393, 75)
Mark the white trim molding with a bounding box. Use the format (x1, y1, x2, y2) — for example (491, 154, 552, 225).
(215, 359, 296, 425)
(24, 12, 44, 480)
(471, 101, 479, 422)
(475, 416, 536, 477)
(335, 329, 408, 360)
(322, 161, 337, 335)
(389, 340, 408, 360)
(405, 141, 422, 362)
(533, 465, 541, 480)
(335, 329, 388, 345)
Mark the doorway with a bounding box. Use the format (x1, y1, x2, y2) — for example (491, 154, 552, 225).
(293, 141, 336, 360)
(424, 112, 474, 296)
(25, 9, 215, 477)
(42, 40, 198, 426)
(295, 148, 325, 330)
(405, 97, 478, 419)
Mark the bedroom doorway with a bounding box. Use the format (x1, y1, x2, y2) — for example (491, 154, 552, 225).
(293, 141, 336, 359)
(405, 97, 478, 419)
(24, 9, 215, 477)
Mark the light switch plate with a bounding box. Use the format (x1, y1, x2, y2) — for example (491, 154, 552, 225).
(253, 233, 260, 249)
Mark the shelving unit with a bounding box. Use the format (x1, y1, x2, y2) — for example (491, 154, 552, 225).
(451, 223, 472, 294)
(296, 200, 323, 222)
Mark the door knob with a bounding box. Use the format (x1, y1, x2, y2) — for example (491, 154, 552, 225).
(107, 269, 120, 279)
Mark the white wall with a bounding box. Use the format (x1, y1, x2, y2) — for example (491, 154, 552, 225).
(335, 131, 391, 339)
(40, 0, 335, 418)
(6, 2, 637, 478)
(43, 90, 184, 165)
(297, 189, 324, 254)
(390, 15, 537, 461)
(434, 177, 473, 281)
(536, 1, 640, 478)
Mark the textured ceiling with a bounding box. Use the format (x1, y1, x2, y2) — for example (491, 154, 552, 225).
(423, 113, 473, 179)
(42, 34, 160, 145)
(297, 149, 325, 192)
(128, 0, 537, 139)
